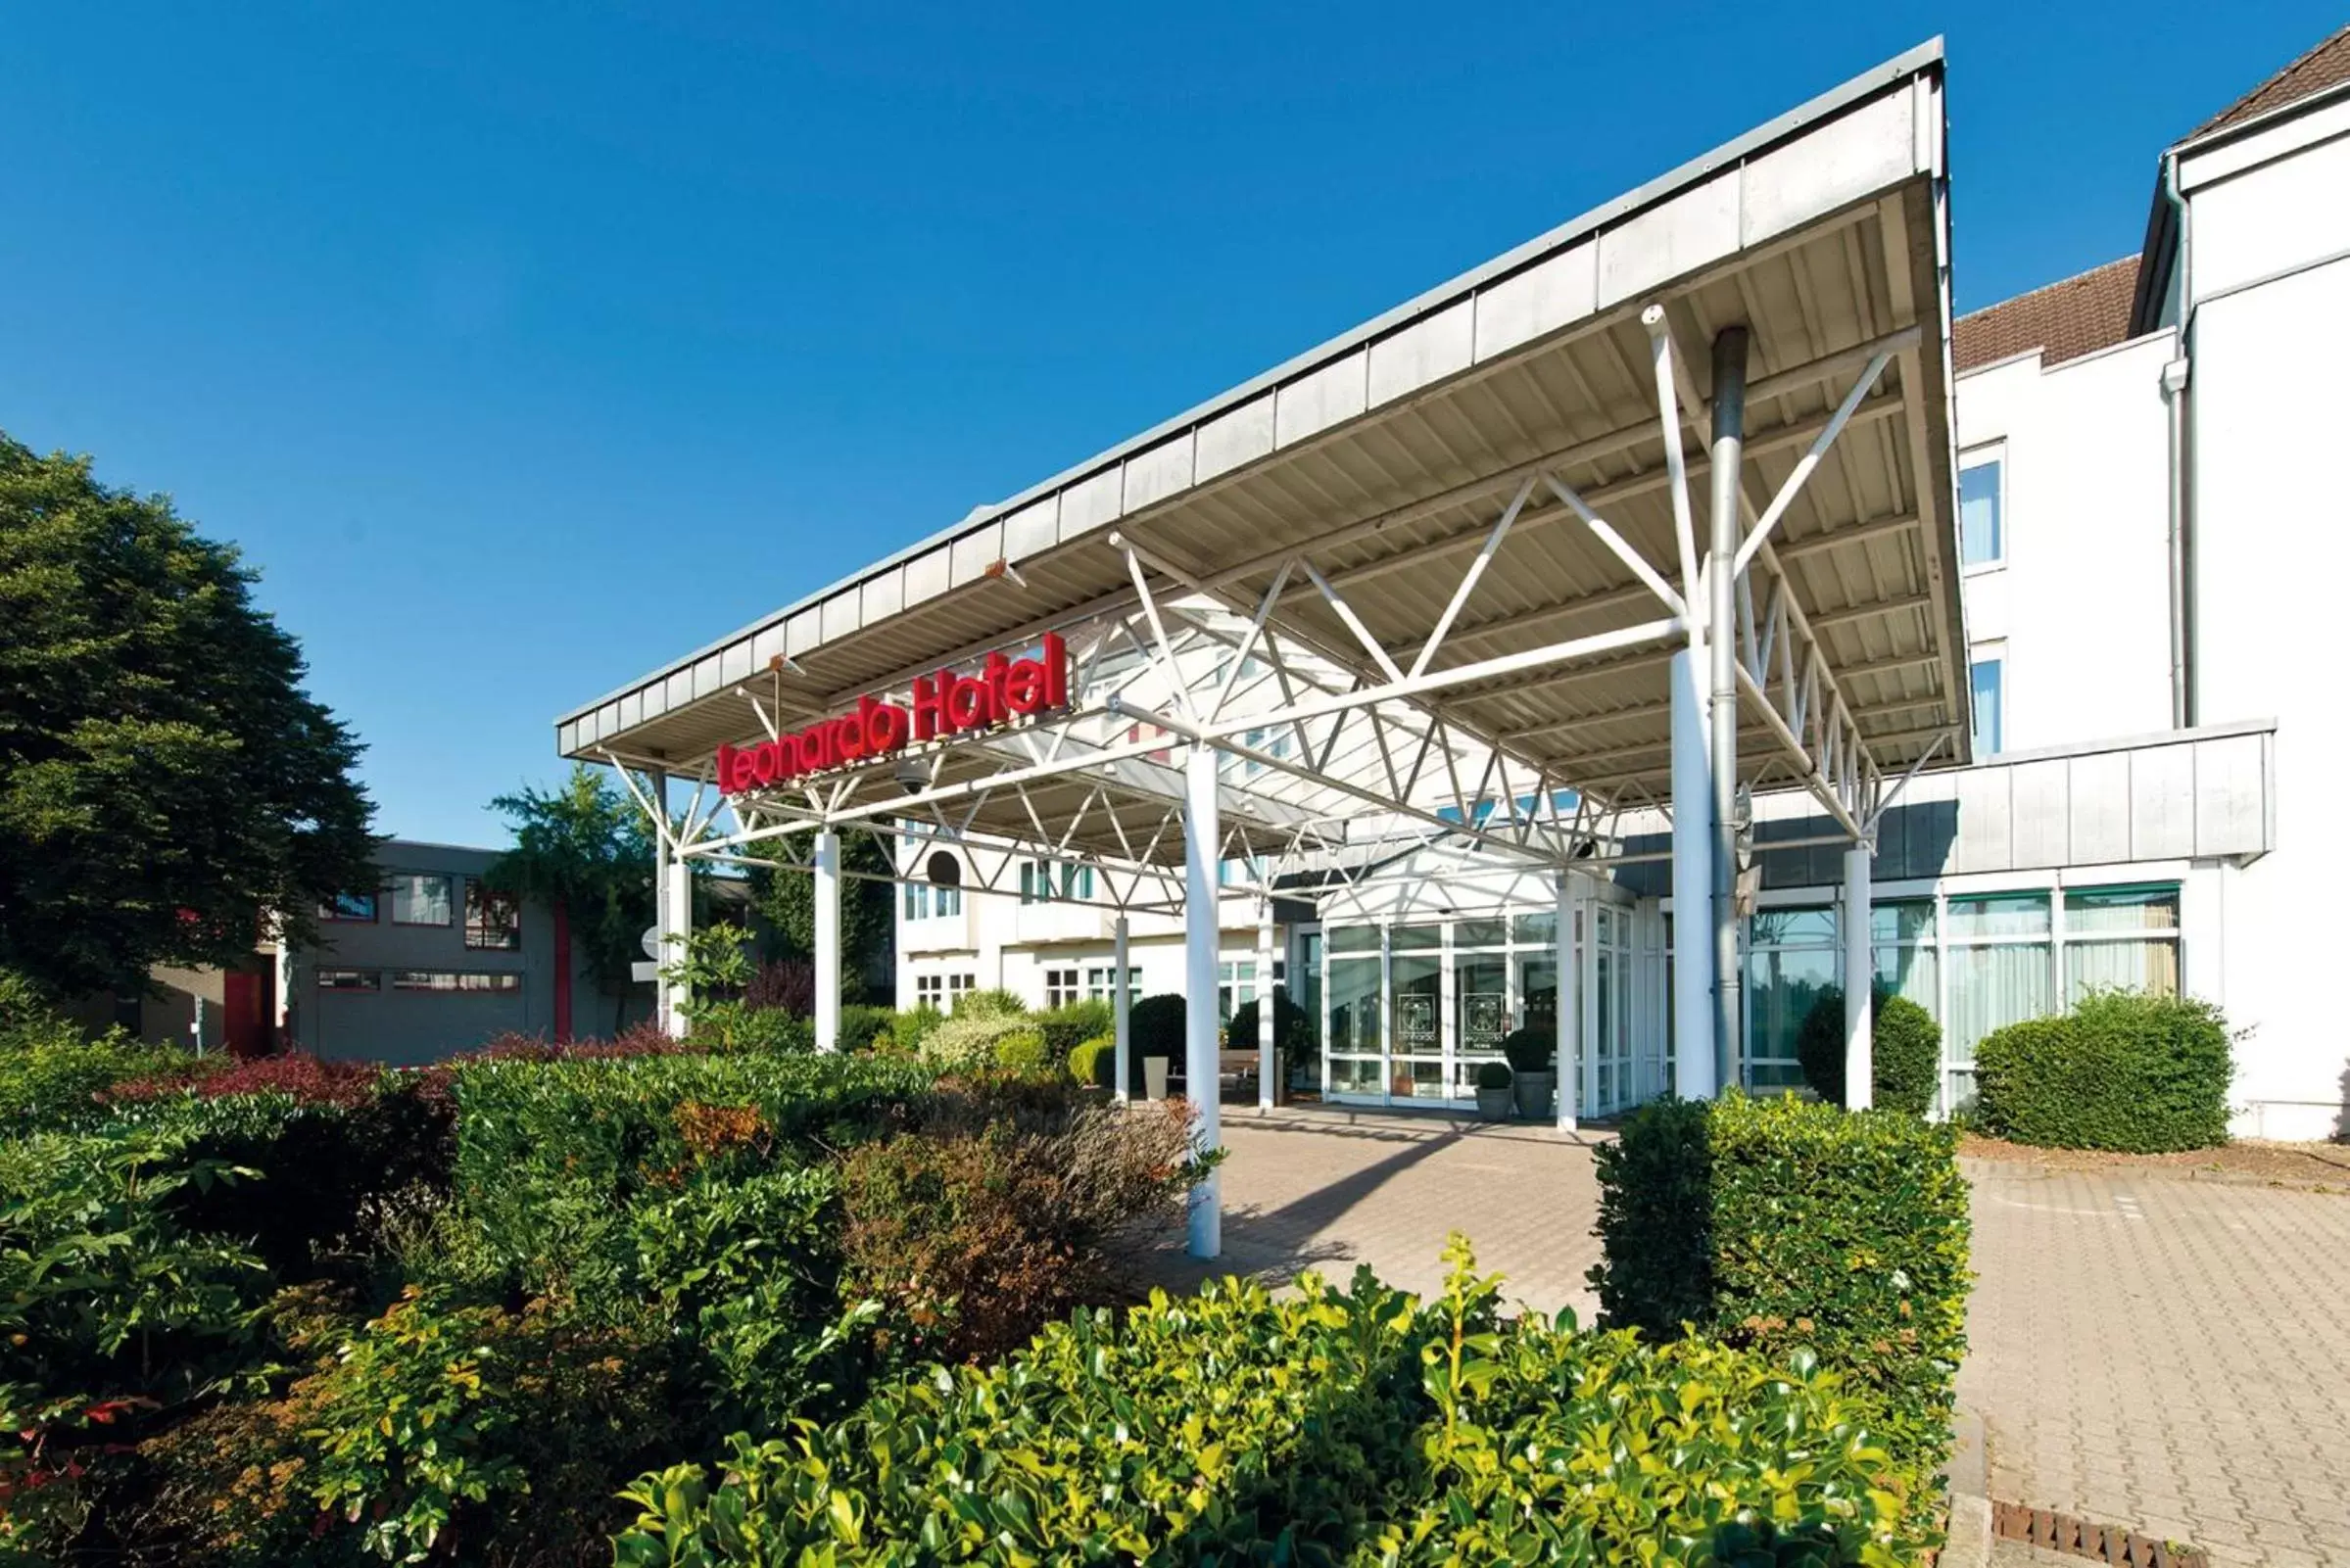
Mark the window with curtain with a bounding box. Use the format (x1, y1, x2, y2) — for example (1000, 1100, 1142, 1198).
(390, 873, 453, 927)
(2064, 885, 2181, 1001)
(1971, 655, 2004, 755)
(1944, 892, 2051, 1103)
(1744, 907, 1837, 1091)
(1871, 899, 1939, 1021)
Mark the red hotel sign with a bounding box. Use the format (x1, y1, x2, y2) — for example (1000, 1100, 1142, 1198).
(717, 633, 1070, 794)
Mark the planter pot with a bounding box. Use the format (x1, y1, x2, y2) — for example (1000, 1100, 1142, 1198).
(1512, 1070, 1555, 1120)
(1143, 1056, 1170, 1102)
(1475, 1085, 1513, 1121)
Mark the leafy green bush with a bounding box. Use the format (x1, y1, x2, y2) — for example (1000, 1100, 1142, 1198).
(1067, 1033, 1116, 1089)
(915, 1008, 1036, 1071)
(1795, 986, 1942, 1116)
(1473, 1059, 1512, 1090)
(1224, 986, 1315, 1069)
(956, 986, 1029, 1020)
(0, 969, 198, 1133)
(887, 1004, 944, 1057)
(614, 1243, 1931, 1566)
(1125, 992, 1187, 1094)
(1591, 1093, 1970, 1534)
(990, 1028, 1052, 1076)
(1974, 988, 2232, 1151)
(1034, 997, 1112, 1060)
(837, 1003, 895, 1053)
(686, 1001, 816, 1056)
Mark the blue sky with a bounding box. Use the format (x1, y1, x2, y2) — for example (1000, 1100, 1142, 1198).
(4, 2, 2335, 844)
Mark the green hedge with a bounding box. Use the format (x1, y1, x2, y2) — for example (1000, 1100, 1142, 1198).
(838, 1004, 896, 1053)
(1973, 989, 2232, 1151)
(1067, 1034, 1116, 1089)
(614, 1246, 1927, 1565)
(1034, 998, 1113, 1061)
(1796, 987, 1942, 1116)
(1590, 1093, 1972, 1532)
(1225, 986, 1315, 1069)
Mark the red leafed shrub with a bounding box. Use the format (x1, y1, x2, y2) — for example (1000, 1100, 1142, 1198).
(455, 1021, 687, 1067)
(745, 959, 814, 1017)
(108, 1051, 378, 1108)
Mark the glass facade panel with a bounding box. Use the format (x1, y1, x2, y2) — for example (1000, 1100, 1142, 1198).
(1328, 1056, 1383, 1095)
(1454, 919, 1509, 949)
(1746, 944, 1836, 1089)
(1947, 943, 2051, 1067)
(1971, 659, 2003, 755)
(1874, 943, 1939, 1018)
(2067, 940, 2180, 1002)
(390, 874, 453, 927)
(1326, 958, 1381, 1057)
(1871, 900, 1936, 943)
(2065, 885, 2180, 932)
(1947, 891, 2049, 937)
(1329, 926, 1380, 955)
(1390, 953, 1442, 1099)
(1517, 956, 1558, 1030)
(1454, 954, 1508, 1096)
(1960, 455, 2002, 564)
(1749, 908, 1837, 945)
(1511, 911, 1557, 946)
(1390, 924, 1442, 953)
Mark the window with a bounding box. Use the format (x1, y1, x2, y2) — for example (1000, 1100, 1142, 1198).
(1084, 966, 1141, 1005)
(1218, 855, 1267, 887)
(1044, 968, 1079, 1008)
(1945, 891, 2053, 1105)
(391, 971, 520, 993)
(1745, 908, 1838, 1090)
(2064, 885, 2181, 1002)
(1970, 654, 2003, 756)
(463, 883, 520, 950)
(903, 882, 926, 921)
(1225, 726, 1293, 782)
(914, 974, 943, 1007)
(946, 974, 976, 1010)
(1019, 862, 1092, 903)
(316, 968, 378, 992)
(321, 891, 378, 923)
(1959, 449, 2003, 566)
(1218, 960, 1257, 1022)
(390, 873, 453, 927)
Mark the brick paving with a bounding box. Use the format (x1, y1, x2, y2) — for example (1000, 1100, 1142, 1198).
(1139, 1109, 2350, 1568)
(1960, 1158, 2350, 1568)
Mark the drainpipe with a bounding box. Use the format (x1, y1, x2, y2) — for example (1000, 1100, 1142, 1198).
(2163, 354, 2193, 728)
(2159, 148, 2195, 730)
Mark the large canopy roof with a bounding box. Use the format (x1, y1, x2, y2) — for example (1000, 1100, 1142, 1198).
(559, 42, 1962, 893)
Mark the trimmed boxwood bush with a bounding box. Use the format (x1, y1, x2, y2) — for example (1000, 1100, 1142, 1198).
(1796, 985, 1942, 1116)
(1035, 997, 1113, 1060)
(1501, 1022, 1554, 1074)
(1974, 988, 2232, 1151)
(1067, 1033, 1116, 1089)
(1590, 1092, 1972, 1533)
(990, 1028, 1051, 1075)
(1224, 986, 1315, 1071)
(1127, 992, 1187, 1093)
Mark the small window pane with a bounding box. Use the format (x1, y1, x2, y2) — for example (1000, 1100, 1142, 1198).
(2064, 884, 2181, 934)
(1454, 919, 1509, 948)
(1960, 457, 2002, 564)
(1749, 908, 1837, 946)
(391, 874, 453, 926)
(393, 970, 518, 993)
(1871, 900, 1936, 943)
(1328, 926, 1381, 955)
(1390, 924, 1442, 953)
(322, 891, 378, 922)
(464, 884, 520, 951)
(317, 969, 377, 991)
(2068, 939, 2180, 1003)
(1511, 912, 1558, 946)
(1971, 659, 2003, 755)
(1947, 891, 2049, 937)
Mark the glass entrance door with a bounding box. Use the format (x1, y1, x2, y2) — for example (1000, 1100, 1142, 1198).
(1588, 903, 1635, 1115)
(1451, 951, 1509, 1098)
(1389, 926, 1445, 1101)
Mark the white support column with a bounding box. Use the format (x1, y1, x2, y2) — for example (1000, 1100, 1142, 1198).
(662, 852, 692, 1037)
(650, 767, 674, 1033)
(1556, 872, 1579, 1132)
(1670, 646, 1719, 1098)
(1843, 841, 1874, 1111)
(1112, 914, 1131, 1102)
(814, 829, 841, 1053)
(1257, 900, 1276, 1112)
(1182, 744, 1222, 1259)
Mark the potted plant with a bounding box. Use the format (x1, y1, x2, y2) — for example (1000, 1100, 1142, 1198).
(1473, 1059, 1514, 1121)
(1503, 1021, 1556, 1120)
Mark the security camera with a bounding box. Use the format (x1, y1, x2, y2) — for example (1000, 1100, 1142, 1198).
(895, 756, 929, 794)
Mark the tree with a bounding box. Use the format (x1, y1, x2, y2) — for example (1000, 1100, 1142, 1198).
(484, 766, 655, 1034)
(745, 829, 894, 1003)
(1795, 985, 1942, 1116)
(0, 436, 376, 997)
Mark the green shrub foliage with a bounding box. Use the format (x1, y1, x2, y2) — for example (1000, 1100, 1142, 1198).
(0, 969, 197, 1132)
(989, 1029, 1052, 1076)
(1974, 988, 2232, 1151)
(916, 1009, 1039, 1072)
(1591, 1093, 1972, 1533)
(1034, 997, 1113, 1061)
(837, 1003, 896, 1053)
(1795, 986, 1942, 1116)
(1224, 985, 1315, 1066)
(1067, 1034, 1117, 1089)
(614, 1241, 1928, 1566)
(1500, 1022, 1554, 1074)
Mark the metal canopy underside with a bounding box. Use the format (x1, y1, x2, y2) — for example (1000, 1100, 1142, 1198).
(561, 43, 1963, 884)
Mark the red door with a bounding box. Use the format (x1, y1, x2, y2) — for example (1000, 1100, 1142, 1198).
(222, 970, 270, 1058)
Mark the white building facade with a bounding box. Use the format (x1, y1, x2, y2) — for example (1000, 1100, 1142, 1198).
(897, 32, 2348, 1139)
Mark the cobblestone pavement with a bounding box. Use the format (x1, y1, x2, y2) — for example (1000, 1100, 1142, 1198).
(1140, 1110, 2350, 1568)
(1960, 1158, 2350, 1568)
(1138, 1106, 1608, 1319)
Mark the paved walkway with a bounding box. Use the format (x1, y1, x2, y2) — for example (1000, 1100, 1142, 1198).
(1961, 1158, 2350, 1568)
(1142, 1109, 2350, 1567)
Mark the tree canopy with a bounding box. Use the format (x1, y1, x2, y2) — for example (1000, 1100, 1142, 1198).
(0, 435, 376, 997)
(484, 765, 656, 1032)
(747, 829, 894, 1003)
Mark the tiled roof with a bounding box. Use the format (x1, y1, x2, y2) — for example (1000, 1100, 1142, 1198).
(2189, 24, 2350, 139)
(1953, 258, 2141, 373)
